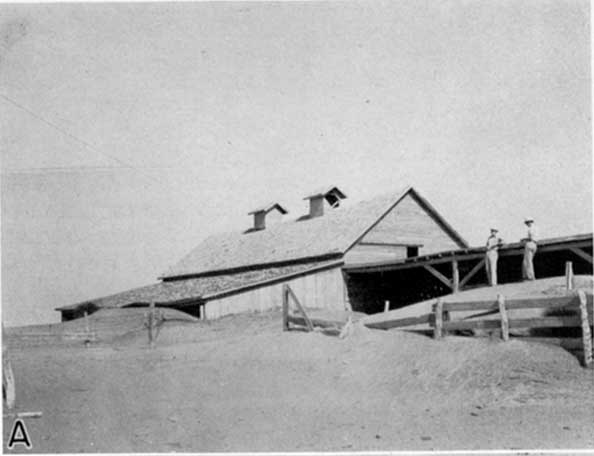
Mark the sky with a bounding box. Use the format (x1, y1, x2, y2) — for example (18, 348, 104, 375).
(1, 1, 591, 327)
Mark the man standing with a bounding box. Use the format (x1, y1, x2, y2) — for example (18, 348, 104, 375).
(485, 228, 503, 286)
(522, 217, 538, 280)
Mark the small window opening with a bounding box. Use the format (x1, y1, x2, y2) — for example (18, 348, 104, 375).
(407, 246, 419, 258)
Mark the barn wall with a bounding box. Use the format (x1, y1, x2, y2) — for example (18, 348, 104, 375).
(344, 244, 408, 265)
(359, 193, 461, 256)
(203, 266, 347, 319)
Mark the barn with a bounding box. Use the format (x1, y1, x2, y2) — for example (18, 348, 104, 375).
(56, 186, 471, 321)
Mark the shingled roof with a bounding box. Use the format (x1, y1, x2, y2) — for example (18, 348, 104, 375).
(161, 186, 468, 280)
(57, 259, 341, 311)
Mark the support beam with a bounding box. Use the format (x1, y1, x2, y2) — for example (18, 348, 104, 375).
(452, 260, 460, 293)
(424, 264, 453, 289)
(569, 247, 593, 264)
(459, 258, 486, 289)
(286, 285, 314, 332)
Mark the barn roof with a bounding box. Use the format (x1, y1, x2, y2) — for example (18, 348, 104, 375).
(56, 259, 342, 311)
(161, 186, 468, 280)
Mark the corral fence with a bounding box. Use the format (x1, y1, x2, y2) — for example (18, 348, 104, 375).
(432, 289, 593, 367)
(363, 262, 594, 368)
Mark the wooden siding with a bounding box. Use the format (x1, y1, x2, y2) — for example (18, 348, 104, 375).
(203, 266, 347, 320)
(358, 193, 461, 256)
(344, 244, 408, 265)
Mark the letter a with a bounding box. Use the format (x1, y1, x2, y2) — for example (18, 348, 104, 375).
(7, 419, 32, 450)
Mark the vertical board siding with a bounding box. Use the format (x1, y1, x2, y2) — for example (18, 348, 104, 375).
(203, 266, 346, 320)
(360, 193, 461, 255)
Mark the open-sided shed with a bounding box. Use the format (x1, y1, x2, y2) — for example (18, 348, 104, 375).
(344, 233, 593, 313)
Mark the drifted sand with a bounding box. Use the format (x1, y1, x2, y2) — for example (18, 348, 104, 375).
(3, 304, 594, 453)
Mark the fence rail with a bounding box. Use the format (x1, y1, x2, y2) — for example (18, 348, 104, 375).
(433, 289, 593, 367)
(442, 294, 592, 312)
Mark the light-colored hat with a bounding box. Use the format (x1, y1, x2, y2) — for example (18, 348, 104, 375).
(524, 217, 534, 223)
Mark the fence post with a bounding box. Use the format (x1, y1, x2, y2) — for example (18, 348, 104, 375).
(565, 262, 574, 291)
(443, 310, 450, 337)
(148, 302, 155, 348)
(83, 311, 92, 347)
(384, 300, 390, 313)
(497, 294, 509, 342)
(578, 290, 592, 368)
(434, 298, 444, 339)
(2, 344, 15, 410)
(282, 285, 289, 331)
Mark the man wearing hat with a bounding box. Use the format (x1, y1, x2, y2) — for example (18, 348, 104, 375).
(522, 217, 538, 280)
(485, 228, 503, 286)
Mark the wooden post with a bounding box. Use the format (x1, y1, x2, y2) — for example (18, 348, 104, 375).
(565, 262, 574, 291)
(434, 298, 444, 339)
(282, 285, 289, 331)
(148, 302, 155, 348)
(83, 311, 91, 347)
(452, 260, 460, 293)
(384, 300, 390, 313)
(2, 346, 15, 410)
(578, 290, 592, 368)
(287, 286, 314, 332)
(497, 294, 509, 342)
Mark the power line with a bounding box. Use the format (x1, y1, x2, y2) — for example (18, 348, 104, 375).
(0, 93, 190, 193)
(2, 165, 180, 175)
(1, 93, 136, 171)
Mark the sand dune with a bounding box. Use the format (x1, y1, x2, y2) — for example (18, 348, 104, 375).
(3, 301, 593, 452)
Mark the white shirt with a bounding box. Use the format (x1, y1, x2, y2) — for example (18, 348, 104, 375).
(526, 224, 538, 242)
(486, 235, 502, 251)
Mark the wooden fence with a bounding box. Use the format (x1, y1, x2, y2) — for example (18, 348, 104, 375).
(364, 289, 593, 368)
(433, 290, 593, 367)
(282, 284, 353, 337)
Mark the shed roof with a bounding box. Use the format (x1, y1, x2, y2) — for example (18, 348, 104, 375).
(57, 259, 341, 311)
(161, 186, 468, 279)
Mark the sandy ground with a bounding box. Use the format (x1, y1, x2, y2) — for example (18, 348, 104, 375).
(3, 302, 594, 453)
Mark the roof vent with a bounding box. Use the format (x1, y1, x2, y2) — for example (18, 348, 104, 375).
(248, 203, 288, 231)
(303, 186, 347, 218)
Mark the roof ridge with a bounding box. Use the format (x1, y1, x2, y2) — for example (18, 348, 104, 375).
(159, 185, 450, 279)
